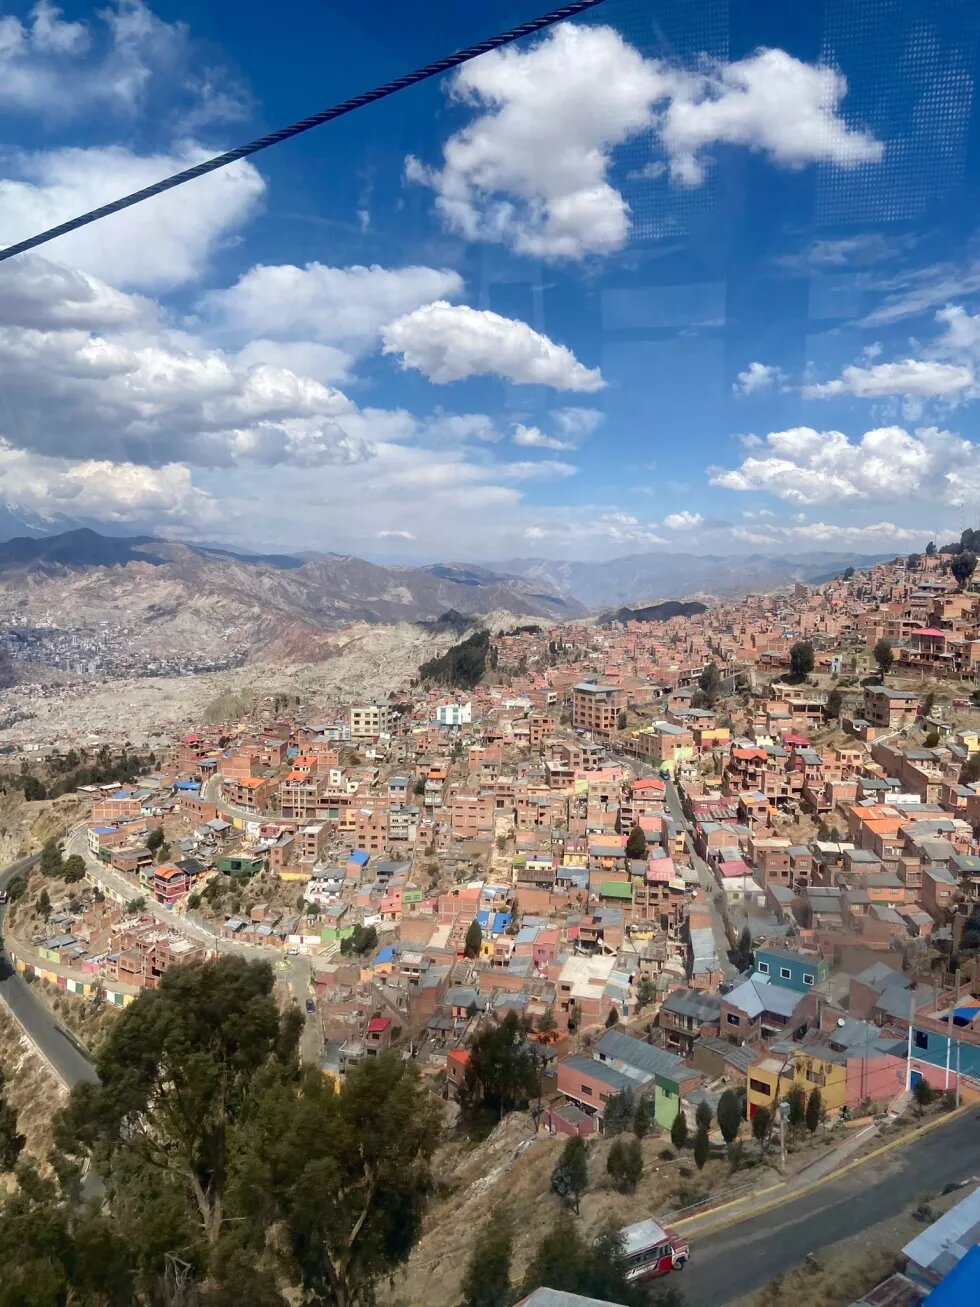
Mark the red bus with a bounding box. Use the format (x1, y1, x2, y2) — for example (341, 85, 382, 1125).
(620, 1218, 690, 1282)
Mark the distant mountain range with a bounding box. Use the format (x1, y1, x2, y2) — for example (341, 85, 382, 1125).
(0, 527, 890, 660)
(488, 550, 891, 608)
(597, 600, 709, 626)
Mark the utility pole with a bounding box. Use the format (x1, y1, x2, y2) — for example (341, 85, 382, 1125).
(778, 1099, 789, 1175)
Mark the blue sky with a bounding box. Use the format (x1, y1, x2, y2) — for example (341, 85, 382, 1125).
(1, 0, 980, 561)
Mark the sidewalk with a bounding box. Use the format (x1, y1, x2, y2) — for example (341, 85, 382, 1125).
(673, 1104, 972, 1238)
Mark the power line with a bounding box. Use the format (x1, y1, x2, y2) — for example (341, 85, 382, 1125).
(0, 0, 608, 267)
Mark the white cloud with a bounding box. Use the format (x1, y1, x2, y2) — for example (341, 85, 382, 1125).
(512, 424, 574, 451)
(733, 361, 784, 395)
(710, 423, 980, 512)
(803, 359, 974, 399)
(524, 511, 667, 547)
(0, 255, 155, 329)
(663, 510, 704, 529)
(0, 1, 247, 127)
(233, 339, 354, 386)
(550, 407, 604, 439)
(0, 439, 215, 525)
(863, 260, 980, 327)
(935, 304, 980, 356)
(497, 460, 578, 480)
(202, 262, 464, 350)
(779, 233, 914, 271)
(377, 530, 415, 540)
(424, 411, 500, 444)
(732, 520, 924, 547)
(0, 143, 264, 289)
(410, 26, 880, 259)
(381, 301, 604, 391)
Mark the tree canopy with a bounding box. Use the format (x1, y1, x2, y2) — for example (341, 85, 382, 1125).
(625, 824, 647, 860)
(873, 639, 895, 679)
(460, 1011, 539, 1120)
(551, 1135, 588, 1213)
(464, 919, 483, 959)
(41, 955, 440, 1307)
(951, 551, 977, 589)
(789, 641, 814, 680)
(698, 661, 721, 706)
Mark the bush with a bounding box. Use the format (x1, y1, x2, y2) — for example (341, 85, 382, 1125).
(607, 1137, 643, 1194)
(658, 1148, 675, 1161)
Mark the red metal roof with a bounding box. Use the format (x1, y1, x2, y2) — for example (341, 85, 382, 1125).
(912, 627, 946, 637)
(366, 1017, 391, 1034)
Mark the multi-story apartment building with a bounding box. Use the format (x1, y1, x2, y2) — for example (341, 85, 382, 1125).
(349, 703, 393, 739)
(571, 682, 627, 736)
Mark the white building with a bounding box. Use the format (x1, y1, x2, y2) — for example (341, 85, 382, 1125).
(436, 702, 472, 727)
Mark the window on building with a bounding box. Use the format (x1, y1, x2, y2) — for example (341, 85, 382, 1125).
(803, 973, 814, 986)
(757, 961, 770, 975)
(749, 1078, 770, 1095)
(580, 1084, 593, 1096)
(780, 967, 792, 980)
(914, 1031, 928, 1050)
(726, 1012, 740, 1025)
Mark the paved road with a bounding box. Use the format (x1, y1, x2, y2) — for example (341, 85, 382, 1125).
(0, 854, 97, 1087)
(681, 1110, 980, 1305)
(662, 776, 737, 982)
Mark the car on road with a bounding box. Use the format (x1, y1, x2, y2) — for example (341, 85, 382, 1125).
(305, 998, 316, 1014)
(287, 947, 299, 956)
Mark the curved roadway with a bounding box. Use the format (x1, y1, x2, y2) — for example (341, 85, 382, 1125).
(0, 854, 97, 1086)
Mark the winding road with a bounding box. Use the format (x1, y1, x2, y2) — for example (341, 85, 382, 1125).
(0, 853, 97, 1086)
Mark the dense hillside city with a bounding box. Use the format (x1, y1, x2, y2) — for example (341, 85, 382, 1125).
(3, 546, 980, 1305)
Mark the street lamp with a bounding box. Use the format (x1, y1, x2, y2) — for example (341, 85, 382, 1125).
(777, 1099, 791, 1175)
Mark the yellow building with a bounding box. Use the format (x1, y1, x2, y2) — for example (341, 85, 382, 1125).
(747, 1049, 847, 1119)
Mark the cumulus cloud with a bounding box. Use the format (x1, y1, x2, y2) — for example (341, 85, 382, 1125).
(202, 262, 464, 351)
(525, 511, 667, 547)
(0, 439, 215, 525)
(512, 424, 574, 451)
(663, 510, 704, 529)
(802, 359, 974, 399)
(732, 520, 925, 547)
(0, 1, 248, 127)
(550, 407, 604, 439)
(710, 423, 980, 511)
(733, 361, 784, 395)
(408, 25, 880, 259)
(0, 301, 398, 470)
(0, 143, 264, 289)
(381, 302, 604, 391)
(0, 255, 155, 329)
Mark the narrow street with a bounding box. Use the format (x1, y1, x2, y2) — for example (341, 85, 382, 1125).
(662, 776, 738, 982)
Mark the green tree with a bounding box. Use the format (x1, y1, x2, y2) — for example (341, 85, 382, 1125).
(924, 729, 941, 748)
(786, 1084, 806, 1134)
(913, 1077, 936, 1114)
(625, 824, 647, 860)
(698, 661, 721, 707)
(551, 1135, 588, 1214)
(605, 1005, 619, 1028)
(717, 1089, 742, 1147)
(635, 975, 656, 1011)
(922, 691, 936, 717)
(6, 874, 27, 902)
(125, 897, 146, 913)
(826, 687, 843, 720)
(145, 827, 165, 852)
(695, 1099, 713, 1132)
(617, 709, 628, 731)
(22, 775, 46, 802)
(62, 854, 86, 883)
(350, 924, 378, 955)
(35, 888, 51, 921)
(805, 1088, 823, 1135)
(961, 754, 980, 785)
(464, 919, 483, 959)
(752, 1106, 771, 1156)
(842, 566, 855, 580)
(693, 1122, 710, 1170)
(460, 1213, 513, 1307)
(633, 1097, 651, 1140)
(670, 1110, 688, 1150)
(951, 550, 977, 589)
(873, 638, 895, 680)
(229, 1053, 440, 1307)
(789, 640, 815, 680)
(603, 1089, 636, 1137)
(0, 1067, 25, 1171)
(521, 1217, 646, 1306)
(40, 837, 63, 877)
(926, 540, 937, 556)
(537, 1007, 557, 1035)
(734, 926, 753, 972)
(607, 1137, 643, 1194)
(461, 1010, 539, 1120)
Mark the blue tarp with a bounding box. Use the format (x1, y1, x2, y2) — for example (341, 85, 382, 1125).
(925, 1245, 980, 1306)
